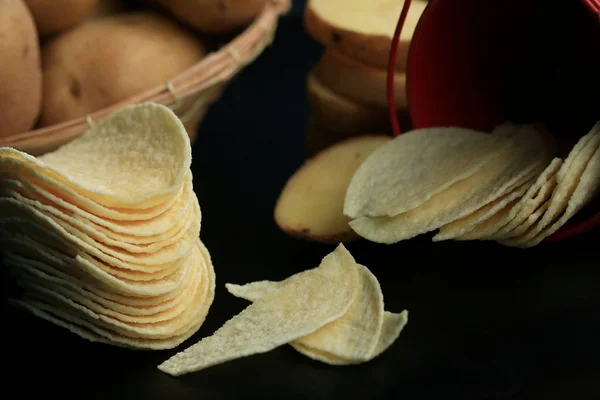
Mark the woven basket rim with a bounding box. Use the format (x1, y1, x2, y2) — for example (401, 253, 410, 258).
(1, 0, 291, 154)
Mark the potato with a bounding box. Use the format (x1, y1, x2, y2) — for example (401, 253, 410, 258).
(88, 0, 129, 19)
(275, 135, 390, 243)
(154, 0, 268, 34)
(24, 0, 100, 37)
(39, 12, 207, 127)
(0, 0, 42, 138)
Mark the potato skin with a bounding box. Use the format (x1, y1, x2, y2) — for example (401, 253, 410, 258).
(0, 0, 42, 138)
(155, 0, 268, 34)
(39, 12, 207, 127)
(24, 0, 100, 37)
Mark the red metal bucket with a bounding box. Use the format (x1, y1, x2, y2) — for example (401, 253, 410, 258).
(398, 0, 600, 241)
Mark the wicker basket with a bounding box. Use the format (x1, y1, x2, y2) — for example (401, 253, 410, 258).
(0, 0, 291, 156)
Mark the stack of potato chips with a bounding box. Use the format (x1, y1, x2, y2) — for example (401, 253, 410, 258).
(0, 103, 215, 349)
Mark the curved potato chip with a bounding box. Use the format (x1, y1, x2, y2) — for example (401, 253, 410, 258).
(0, 185, 199, 254)
(227, 263, 385, 363)
(0, 237, 188, 296)
(433, 177, 534, 241)
(0, 198, 197, 268)
(0, 171, 195, 234)
(344, 126, 515, 219)
(505, 126, 600, 245)
(0, 102, 190, 208)
(157, 244, 359, 376)
(348, 125, 552, 243)
(514, 143, 600, 247)
(8, 240, 216, 350)
(474, 158, 562, 240)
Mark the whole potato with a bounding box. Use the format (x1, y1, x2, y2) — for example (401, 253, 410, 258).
(155, 0, 268, 34)
(24, 0, 100, 37)
(39, 12, 207, 127)
(0, 0, 42, 138)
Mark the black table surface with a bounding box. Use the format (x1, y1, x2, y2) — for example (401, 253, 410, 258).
(2, 9, 600, 400)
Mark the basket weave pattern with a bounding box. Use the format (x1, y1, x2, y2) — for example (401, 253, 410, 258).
(0, 0, 291, 156)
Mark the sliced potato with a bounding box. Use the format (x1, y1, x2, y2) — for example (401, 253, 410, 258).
(307, 73, 390, 135)
(313, 48, 407, 109)
(275, 135, 390, 243)
(304, 0, 427, 70)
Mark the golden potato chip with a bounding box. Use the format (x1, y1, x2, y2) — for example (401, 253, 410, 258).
(468, 158, 562, 241)
(514, 143, 600, 247)
(0, 103, 190, 209)
(348, 125, 552, 243)
(0, 171, 195, 236)
(9, 241, 215, 350)
(227, 263, 385, 363)
(7, 240, 215, 349)
(433, 177, 534, 241)
(289, 311, 408, 365)
(0, 185, 199, 254)
(0, 198, 197, 269)
(9, 263, 190, 316)
(504, 125, 600, 245)
(275, 135, 389, 243)
(0, 238, 187, 296)
(344, 125, 515, 220)
(157, 244, 359, 376)
(499, 202, 550, 242)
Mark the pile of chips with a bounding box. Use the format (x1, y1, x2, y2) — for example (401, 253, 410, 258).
(344, 121, 600, 247)
(0, 103, 215, 349)
(158, 244, 407, 376)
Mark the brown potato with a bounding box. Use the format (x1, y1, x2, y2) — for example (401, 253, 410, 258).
(24, 0, 100, 37)
(275, 134, 390, 243)
(39, 12, 207, 127)
(154, 0, 268, 34)
(0, 0, 42, 138)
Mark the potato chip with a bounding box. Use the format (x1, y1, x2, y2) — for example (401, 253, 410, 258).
(0, 170, 195, 235)
(513, 143, 600, 247)
(503, 125, 600, 245)
(0, 103, 191, 208)
(348, 125, 552, 243)
(0, 185, 199, 256)
(275, 135, 389, 243)
(0, 237, 187, 296)
(0, 198, 198, 268)
(432, 177, 534, 241)
(227, 263, 385, 363)
(9, 263, 190, 316)
(499, 202, 550, 242)
(470, 158, 563, 240)
(0, 169, 184, 222)
(290, 311, 408, 365)
(344, 126, 516, 219)
(157, 244, 359, 376)
(8, 240, 215, 349)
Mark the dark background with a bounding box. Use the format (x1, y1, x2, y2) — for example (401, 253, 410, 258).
(2, 2, 600, 399)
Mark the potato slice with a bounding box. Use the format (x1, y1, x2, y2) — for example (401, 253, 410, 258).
(307, 73, 390, 136)
(304, 0, 427, 70)
(275, 135, 390, 243)
(313, 48, 407, 109)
